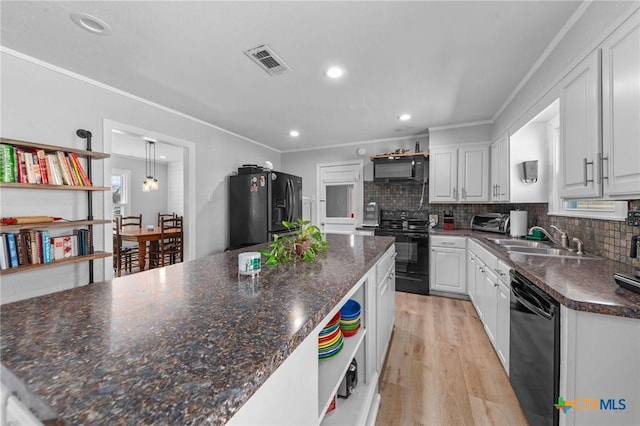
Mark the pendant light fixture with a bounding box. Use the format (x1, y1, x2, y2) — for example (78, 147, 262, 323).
(142, 140, 159, 192)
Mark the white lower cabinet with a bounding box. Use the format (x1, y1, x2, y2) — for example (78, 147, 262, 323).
(229, 245, 397, 426)
(466, 238, 509, 374)
(495, 260, 511, 373)
(430, 236, 467, 295)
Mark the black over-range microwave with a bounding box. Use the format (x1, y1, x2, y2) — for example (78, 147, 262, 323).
(373, 155, 428, 183)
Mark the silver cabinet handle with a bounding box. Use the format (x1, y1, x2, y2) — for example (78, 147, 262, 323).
(388, 272, 394, 280)
(494, 281, 499, 287)
(462, 188, 467, 199)
(469, 257, 475, 263)
(599, 152, 609, 183)
(453, 187, 457, 199)
(583, 157, 594, 186)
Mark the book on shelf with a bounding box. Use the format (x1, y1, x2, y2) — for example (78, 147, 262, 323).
(15, 148, 27, 183)
(51, 236, 64, 260)
(36, 149, 49, 185)
(23, 152, 36, 184)
(68, 154, 84, 186)
(15, 231, 28, 266)
(30, 152, 42, 184)
(40, 230, 51, 263)
(1, 144, 16, 183)
(56, 151, 74, 185)
(45, 154, 63, 185)
(0, 235, 8, 270)
(5, 233, 19, 268)
(62, 234, 73, 258)
(69, 152, 92, 186)
(27, 229, 40, 264)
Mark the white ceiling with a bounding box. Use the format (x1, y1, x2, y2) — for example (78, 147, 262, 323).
(1, 1, 583, 152)
(111, 131, 183, 164)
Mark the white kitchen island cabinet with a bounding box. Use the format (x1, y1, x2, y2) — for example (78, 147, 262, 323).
(1, 234, 395, 426)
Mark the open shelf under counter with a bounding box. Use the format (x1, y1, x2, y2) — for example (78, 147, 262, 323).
(321, 371, 379, 426)
(0, 219, 111, 232)
(0, 252, 111, 275)
(317, 328, 367, 422)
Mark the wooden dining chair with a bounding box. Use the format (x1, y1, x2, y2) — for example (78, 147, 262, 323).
(113, 217, 139, 276)
(157, 212, 176, 226)
(149, 216, 184, 267)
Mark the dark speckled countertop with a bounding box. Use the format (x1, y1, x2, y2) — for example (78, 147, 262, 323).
(0, 234, 394, 425)
(431, 229, 640, 319)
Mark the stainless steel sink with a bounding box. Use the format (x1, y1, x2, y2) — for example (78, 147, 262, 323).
(506, 246, 601, 259)
(486, 238, 551, 248)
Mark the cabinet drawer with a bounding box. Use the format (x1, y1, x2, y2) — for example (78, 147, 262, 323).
(470, 241, 498, 271)
(430, 235, 466, 249)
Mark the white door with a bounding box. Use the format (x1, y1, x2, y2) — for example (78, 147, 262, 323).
(316, 161, 363, 234)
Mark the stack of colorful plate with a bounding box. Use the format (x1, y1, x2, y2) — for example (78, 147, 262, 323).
(318, 311, 344, 359)
(340, 299, 361, 337)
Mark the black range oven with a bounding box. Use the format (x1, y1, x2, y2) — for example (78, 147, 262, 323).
(374, 210, 429, 295)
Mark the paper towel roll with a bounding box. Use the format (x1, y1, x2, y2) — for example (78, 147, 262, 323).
(510, 210, 528, 237)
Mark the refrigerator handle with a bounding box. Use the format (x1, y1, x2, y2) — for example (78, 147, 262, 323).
(288, 179, 295, 222)
(284, 179, 291, 223)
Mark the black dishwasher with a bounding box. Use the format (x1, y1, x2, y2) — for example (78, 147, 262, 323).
(509, 270, 560, 426)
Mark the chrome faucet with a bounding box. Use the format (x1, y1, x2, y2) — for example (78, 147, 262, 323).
(528, 226, 560, 246)
(550, 225, 569, 249)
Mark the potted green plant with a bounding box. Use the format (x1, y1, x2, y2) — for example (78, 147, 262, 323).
(260, 219, 329, 265)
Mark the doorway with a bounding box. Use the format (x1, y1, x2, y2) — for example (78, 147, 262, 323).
(316, 160, 363, 234)
(102, 120, 196, 279)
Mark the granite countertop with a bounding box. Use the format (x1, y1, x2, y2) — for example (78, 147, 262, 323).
(0, 234, 394, 425)
(431, 228, 640, 319)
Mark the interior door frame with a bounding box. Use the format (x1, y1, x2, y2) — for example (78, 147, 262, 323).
(103, 119, 196, 279)
(315, 160, 364, 234)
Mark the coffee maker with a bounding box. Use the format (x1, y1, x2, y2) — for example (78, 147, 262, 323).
(614, 235, 640, 294)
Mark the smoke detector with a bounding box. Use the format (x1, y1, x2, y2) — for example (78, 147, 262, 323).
(245, 44, 291, 76)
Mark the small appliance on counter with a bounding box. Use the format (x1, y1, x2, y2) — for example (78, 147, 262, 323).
(614, 235, 640, 294)
(362, 201, 379, 227)
(443, 211, 455, 230)
(470, 213, 510, 234)
(509, 210, 528, 237)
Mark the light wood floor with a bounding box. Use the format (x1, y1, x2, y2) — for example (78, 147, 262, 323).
(376, 292, 528, 426)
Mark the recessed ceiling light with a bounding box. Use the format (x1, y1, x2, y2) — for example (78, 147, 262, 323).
(289, 130, 300, 137)
(159, 155, 167, 159)
(325, 67, 344, 79)
(398, 114, 412, 121)
(70, 12, 111, 36)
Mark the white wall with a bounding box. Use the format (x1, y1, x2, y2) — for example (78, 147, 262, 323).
(493, 1, 639, 139)
(112, 155, 169, 224)
(509, 122, 549, 203)
(167, 161, 184, 217)
(429, 123, 492, 147)
(0, 51, 280, 303)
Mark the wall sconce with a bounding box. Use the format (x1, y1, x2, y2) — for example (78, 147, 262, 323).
(142, 140, 159, 192)
(522, 160, 538, 183)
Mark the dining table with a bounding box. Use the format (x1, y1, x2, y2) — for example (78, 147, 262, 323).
(119, 226, 180, 271)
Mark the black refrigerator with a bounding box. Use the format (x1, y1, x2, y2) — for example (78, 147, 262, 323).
(229, 171, 302, 249)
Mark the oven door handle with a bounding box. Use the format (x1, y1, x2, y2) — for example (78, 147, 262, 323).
(511, 285, 553, 320)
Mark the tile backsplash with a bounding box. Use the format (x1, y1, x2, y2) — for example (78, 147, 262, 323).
(365, 182, 640, 266)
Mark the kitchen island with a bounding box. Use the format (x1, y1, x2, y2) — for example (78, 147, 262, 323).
(1, 234, 395, 425)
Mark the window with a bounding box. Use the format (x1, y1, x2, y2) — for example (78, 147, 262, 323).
(112, 169, 131, 217)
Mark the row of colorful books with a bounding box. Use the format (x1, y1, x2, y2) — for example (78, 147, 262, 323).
(0, 143, 92, 186)
(0, 228, 93, 270)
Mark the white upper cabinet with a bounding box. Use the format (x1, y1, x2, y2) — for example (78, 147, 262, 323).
(429, 147, 458, 202)
(601, 9, 640, 197)
(490, 134, 510, 202)
(559, 50, 602, 199)
(429, 143, 490, 203)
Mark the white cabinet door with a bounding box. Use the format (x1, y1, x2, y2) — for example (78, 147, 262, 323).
(490, 134, 510, 202)
(376, 275, 389, 372)
(482, 267, 498, 345)
(458, 144, 490, 203)
(430, 247, 466, 294)
(559, 51, 602, 199)
(602, 10, 640, 197)
(429, 148, 458, 202)
(473, 257, 486, 321)
(496, 278, 510, 374)
(387, 265, 395, 340)
(467, 251, 477, 305)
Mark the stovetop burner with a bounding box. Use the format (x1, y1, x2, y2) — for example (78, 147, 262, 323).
(377, 210, 430, 234)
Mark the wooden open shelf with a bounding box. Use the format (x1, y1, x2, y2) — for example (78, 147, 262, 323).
(0, 137, 110, 159)
(0, 219, 111, 232)
(0, 252, 111, 275)
(0, 182, 110, 191)
(369, 151, 429, 160)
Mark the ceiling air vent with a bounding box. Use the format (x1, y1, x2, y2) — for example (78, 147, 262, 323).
(245, 44, 291, 76)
